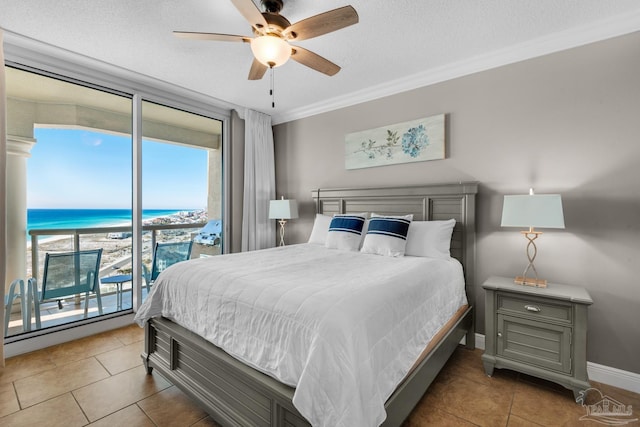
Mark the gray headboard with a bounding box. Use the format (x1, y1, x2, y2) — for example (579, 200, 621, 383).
(312, 182, 478, 304)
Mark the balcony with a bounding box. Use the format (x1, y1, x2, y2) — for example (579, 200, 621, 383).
(5, 221, 217, 337)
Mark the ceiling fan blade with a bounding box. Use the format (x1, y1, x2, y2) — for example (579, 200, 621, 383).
(283, 6, 358, 41)
(248, 58, 268, 80)
(290, 46, 340, 76)
(174, 31, 251, 43)
(231, 0, 268, 33)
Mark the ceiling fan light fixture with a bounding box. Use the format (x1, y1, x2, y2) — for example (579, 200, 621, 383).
(250, 35, 291, 68)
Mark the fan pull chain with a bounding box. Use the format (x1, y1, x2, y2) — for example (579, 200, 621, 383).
(270, 67, 275, 108)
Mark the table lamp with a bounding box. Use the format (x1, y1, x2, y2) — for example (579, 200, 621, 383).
(269, 197, 299, 246)
(501, 188, 565, 287)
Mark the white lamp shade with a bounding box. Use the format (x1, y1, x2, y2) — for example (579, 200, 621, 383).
(269, 199, 298, 220)
(250, 35, 292, 68)
(501, 194, 565, 229)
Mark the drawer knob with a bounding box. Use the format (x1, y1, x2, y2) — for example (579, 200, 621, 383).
(497, 332, 502, 338)
(525, 304, 541, 313)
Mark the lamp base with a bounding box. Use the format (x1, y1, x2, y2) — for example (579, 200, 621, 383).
(278, 219, 287, 246)
(515, 229, 547, 288)
(514, 276, 548, 288)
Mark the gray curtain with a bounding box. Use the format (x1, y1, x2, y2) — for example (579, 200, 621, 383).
(241, 109, 276, 251)
(1, 29, 7, 366)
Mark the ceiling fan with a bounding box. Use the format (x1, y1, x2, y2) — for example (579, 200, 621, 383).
(174, 0, 359, 80)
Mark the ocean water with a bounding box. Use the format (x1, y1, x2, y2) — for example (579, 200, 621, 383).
(27, 209, 186, 234)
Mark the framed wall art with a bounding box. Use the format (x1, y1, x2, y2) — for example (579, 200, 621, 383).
(345, 113, 445, 170)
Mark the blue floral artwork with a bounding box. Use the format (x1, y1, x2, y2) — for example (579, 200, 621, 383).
(402, 125, 428, 158)
(345, 114, 445, 170)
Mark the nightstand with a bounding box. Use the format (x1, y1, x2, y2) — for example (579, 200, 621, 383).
(481, 276, 593, 399)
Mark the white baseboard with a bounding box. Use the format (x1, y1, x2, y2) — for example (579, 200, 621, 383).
(587, 362, 640, 394)
(474, 332, 485, 351)
(464, 333, 640, 394)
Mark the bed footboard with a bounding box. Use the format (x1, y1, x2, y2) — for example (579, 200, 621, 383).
(143, 317, 309, 427)
(142, 306, 473, 427)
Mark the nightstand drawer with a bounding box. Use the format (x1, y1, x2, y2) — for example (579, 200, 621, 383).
(497, 315, 571, 374)
(497, 293, 572, 324)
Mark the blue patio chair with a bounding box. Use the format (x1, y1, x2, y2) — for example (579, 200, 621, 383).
(32, 249, 104, 329)
(143, 241, 193, 291)
(4, 279, 28, 337)
(101, 241, 192, 308)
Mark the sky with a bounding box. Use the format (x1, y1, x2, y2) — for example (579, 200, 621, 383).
(28, 128, 209, 209)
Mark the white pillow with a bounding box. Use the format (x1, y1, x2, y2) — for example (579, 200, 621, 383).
(325, 214, 367, 251)
(361, 214, 413, 257)
(308, 214, 333, 245)
(404, 219, 456, 259)
(369, 213, 414, 220)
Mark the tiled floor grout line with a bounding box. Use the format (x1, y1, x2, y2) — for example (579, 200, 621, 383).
(190, 413, 214, 426)
(93, 354, 114, 377)
(69, 390, 91, 426)
(136, 398, 160, 426)
(10, 381, 21, 412)
(503, 387, 516, 427)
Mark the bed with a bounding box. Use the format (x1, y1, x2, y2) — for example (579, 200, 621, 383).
(136, 182, 478, 427)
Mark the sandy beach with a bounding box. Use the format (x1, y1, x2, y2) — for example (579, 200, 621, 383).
(26, 210, 209, 278)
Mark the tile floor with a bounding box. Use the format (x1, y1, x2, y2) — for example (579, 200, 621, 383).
(0, 324, 638, 426)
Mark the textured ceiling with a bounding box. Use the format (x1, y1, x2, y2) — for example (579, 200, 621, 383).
(2, 0, 640, 123)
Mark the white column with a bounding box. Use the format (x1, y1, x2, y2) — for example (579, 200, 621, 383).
(207, 148, 222, 221)
(200, 148, 222, 257)
(5, 135, 36, 293)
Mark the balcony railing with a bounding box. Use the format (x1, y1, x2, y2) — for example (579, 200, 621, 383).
(4, 222, 211, 337)
(28, 222, 207, 283)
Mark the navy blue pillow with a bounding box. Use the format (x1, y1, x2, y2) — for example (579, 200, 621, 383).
(328, 216, 366, 234)
(366, 217, 411, 239)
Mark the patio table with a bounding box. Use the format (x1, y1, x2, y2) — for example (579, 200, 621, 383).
(101, 274, 132, 310)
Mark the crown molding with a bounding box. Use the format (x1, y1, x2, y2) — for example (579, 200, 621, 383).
(272, 10, 640, 125)
(2, 29, 241, 119)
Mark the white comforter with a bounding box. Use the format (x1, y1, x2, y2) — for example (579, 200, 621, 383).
(134, 244, 467, 427)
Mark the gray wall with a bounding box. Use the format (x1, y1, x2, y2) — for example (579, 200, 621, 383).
(273, 32, 640, 374)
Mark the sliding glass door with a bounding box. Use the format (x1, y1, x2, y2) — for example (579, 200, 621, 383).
(138, 100, 223, 301)
(5, 65, 134, 336)
(4, 65, 226, 337)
